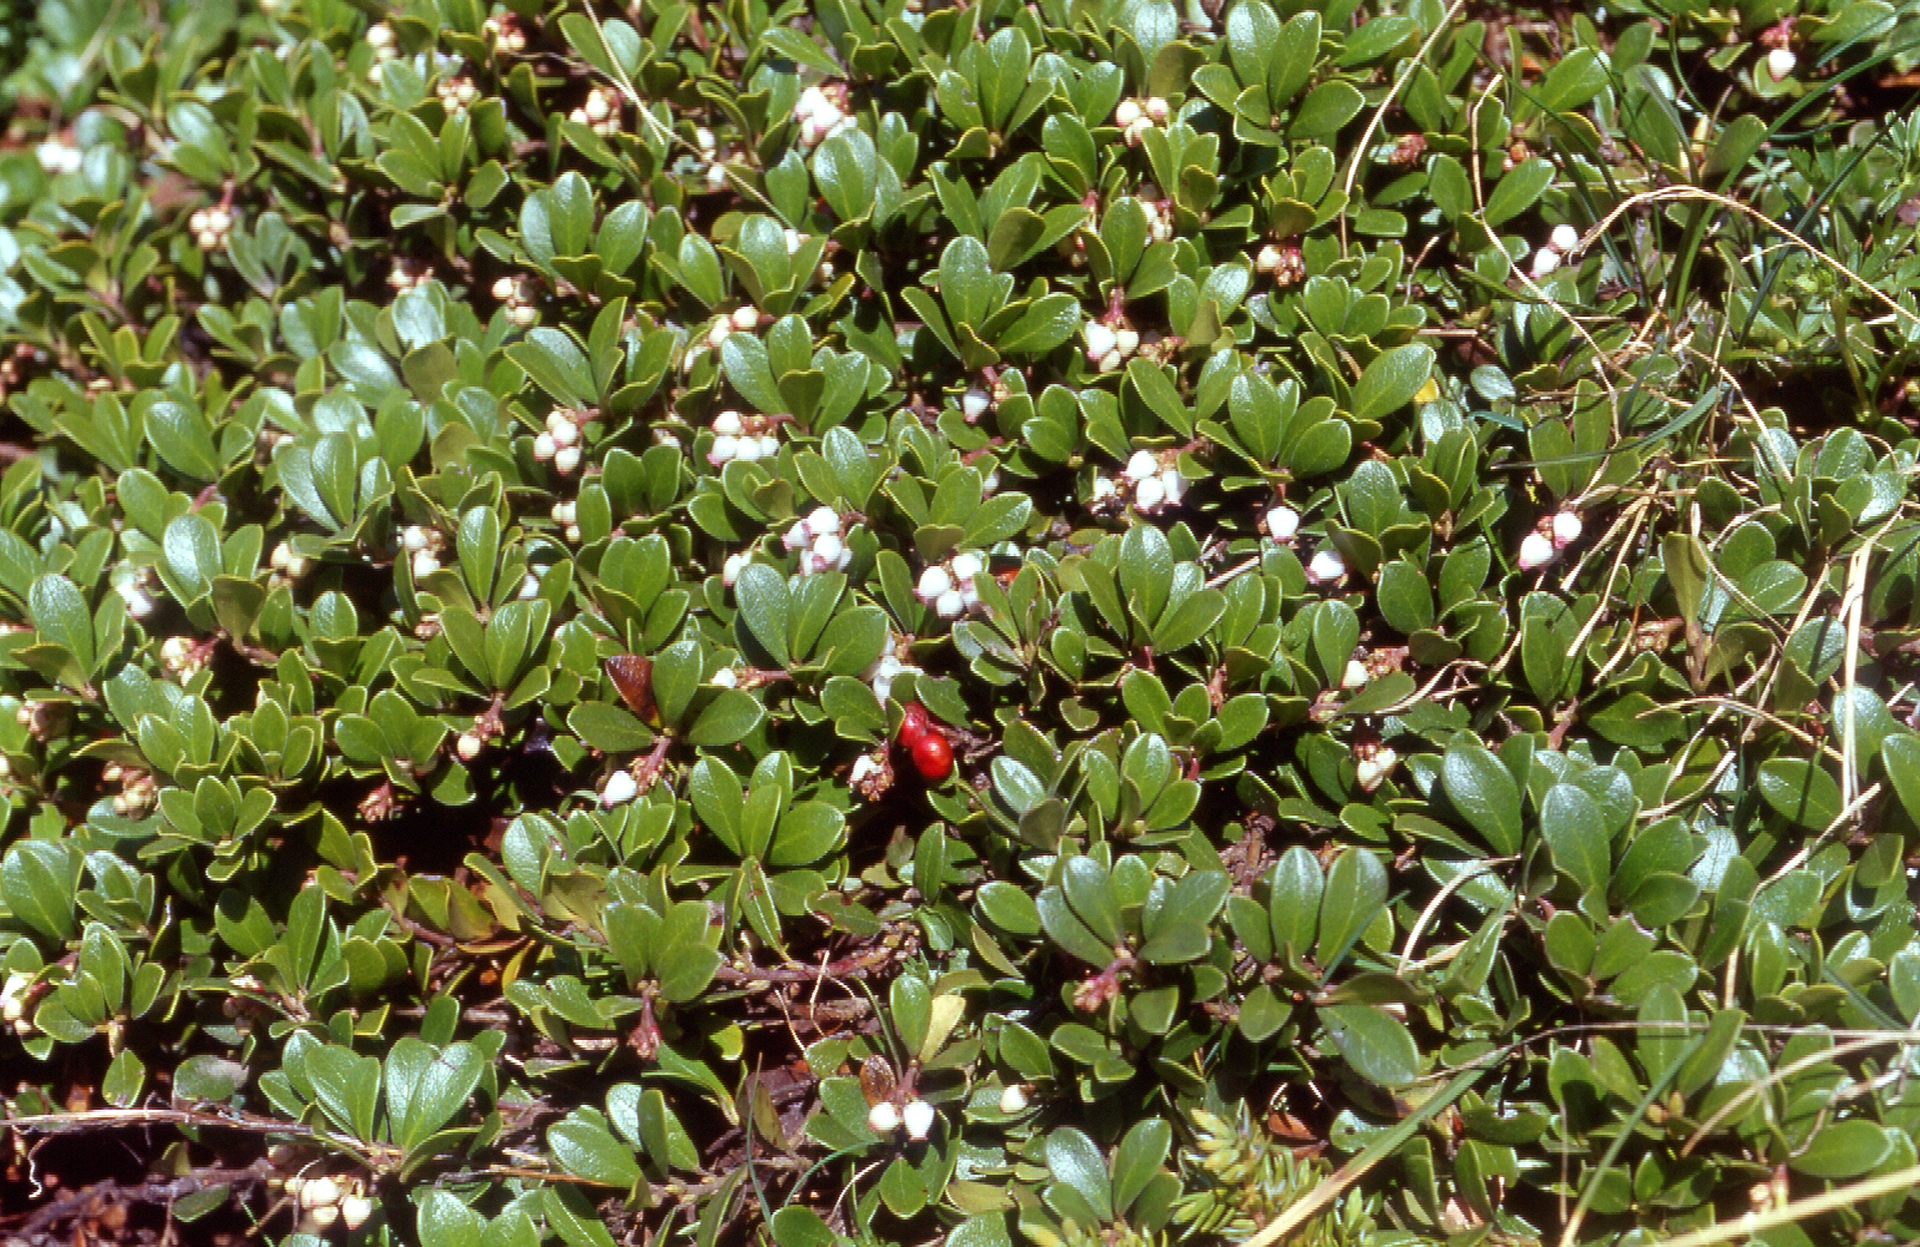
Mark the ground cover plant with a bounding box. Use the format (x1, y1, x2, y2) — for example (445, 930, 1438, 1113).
(4, 0, 1920, 1243)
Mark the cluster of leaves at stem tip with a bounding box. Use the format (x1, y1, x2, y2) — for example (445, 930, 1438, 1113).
(8, 0, 1920, 1244)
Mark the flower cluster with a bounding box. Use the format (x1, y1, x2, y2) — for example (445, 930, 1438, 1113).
(793, 82, 855, 148)
(435, 72, 480, 116)
(534, 408, 590, 474)
(400, 523, 448, 578)
(784, 506, 854, 575)
(706, 409, 782, 466)
(280, 1172, 376, 1235)
(1114, 95, 1170, 145)
(188, 205, 233, 252)
(1518, 510, 1584, 570)
(571, 86, 622, 137)
(915, 550, 988, 619)
(1255, 241, 1307, 286)
(1092, 449, 1188, 514)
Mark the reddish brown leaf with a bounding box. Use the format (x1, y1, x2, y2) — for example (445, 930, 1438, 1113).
(606, 654, 657, 723)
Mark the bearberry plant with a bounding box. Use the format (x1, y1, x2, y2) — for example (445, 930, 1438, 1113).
(4, 0, 1920, 1245)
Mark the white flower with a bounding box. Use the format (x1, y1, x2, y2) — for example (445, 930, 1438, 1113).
(519, 573, 542, 599)
(1143, 96, 1169, 122)
(1306, 549, 1346, 584)
(1256, 244, 1282, 273)
(1530, 247, 1561, 279)
(116, 581, 156, 618)
(710, 435, 741, 466)
(1085, 322, 1117, 360)
(366, 21, 394, 47)
(1160, 468, 1186, 505)
(1098, 349, 1124, 373)
(950, 551, 983, 582)
(850, 756, 881, 787)
(1092, 475, 1117, 501)
(867, 1102, 902, 1133)
(36, 142, 82, 175)
(299, 1177, 341, 1210)
(707, 162, 729, 191)
(1124, 449, 1158, 482)
(917, 565, 952, 600)
(509, 305, 537, 327)
(807, 506, 841, 536)
(456, 733, 483, 762)
(1549, 223, 1580, 253)
(902, 1100, 937, 1141)
(412, 551, 440, 578)
(734, 437, 762, 463)
(551, 501, 576, 524)
(603, 771, 639, 806)
(550, 419, 578, 448)
(707, 319, 732, 349)
(553, 446, 581, 474)
(784, 520, 812, 550)
(756, 434, 780, 460)
(1115, 99, 1143, 128)
(732, 305, 760, 331)
(711, 411, 745, 437)
(962, 389, 991, 420)
(836, 545, 852, 569)
(1115, 327, 1140, 357)
(1135, 477, 1166, 509)
(533, 432, 557, 460)
(695, 127, 716, 153)
(1355, 756, 1382, 788)
(340, 1194, 374, 1230)
(711, 667, 739, 687)
(583, 91, 612, 123)
(0, 972, 30, 1022)
(1342, 659, 1369, 689)
(998, 1085, 1028, 1114)
(1552, 511, 1583, 546)
(309, 1205, 341, 1229)
(812, 533, 844, 566)
(1767, 47, 1797, 80)
(1266, 505, 1300, 541)
(935, 589, 965, 618)
(1518, 531, 1556, 570)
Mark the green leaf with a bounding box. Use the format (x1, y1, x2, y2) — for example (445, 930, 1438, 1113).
(1441, 742, 1522, 854)
(1790, 1120, 1893, 1178)
(1316, 848, 1385, 970)
(1044, 1128, 1114, 1222)
(1350, 344, 1434, 422)
(1757, 758, 1842, 829)
(30, 574, 96, 676)
(1540, 783, 1610, 901)
(1484, 157, 1555, 227)
(1320, 1004, 1420, 1086)
(550, 1111, 643, 1187)
(733, 563, 792, 668)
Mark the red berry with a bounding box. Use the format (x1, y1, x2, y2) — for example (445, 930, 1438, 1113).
(898, 702, 930, 748)
(910, 732, 953, 782)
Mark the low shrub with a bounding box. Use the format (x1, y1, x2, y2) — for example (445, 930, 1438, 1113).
(3, 0, 1920, 1244)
